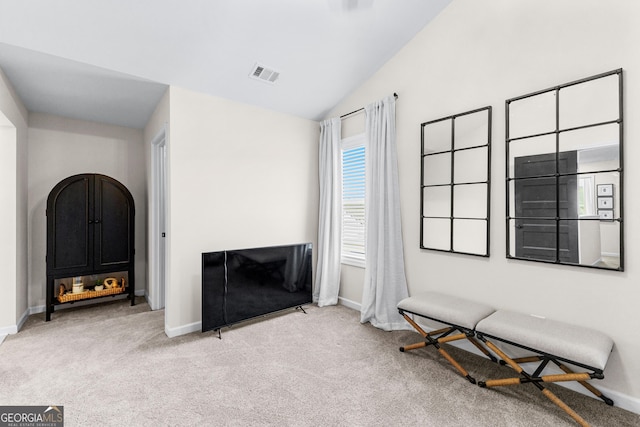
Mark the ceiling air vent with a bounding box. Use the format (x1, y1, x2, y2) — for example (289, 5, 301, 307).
(249, 63, 280, 84)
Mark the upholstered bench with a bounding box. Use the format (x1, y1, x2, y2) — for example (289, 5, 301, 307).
(397, 292, 615, 426)
(475, 310, 614, 426)
(397, 291, 496, 383)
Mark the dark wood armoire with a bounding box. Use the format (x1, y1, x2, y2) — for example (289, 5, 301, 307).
(45, 173, 135, 321)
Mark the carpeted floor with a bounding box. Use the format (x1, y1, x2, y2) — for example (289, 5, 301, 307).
(1, 298, 639, 426)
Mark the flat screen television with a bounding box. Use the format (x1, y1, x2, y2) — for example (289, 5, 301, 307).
(202, 243, 313, 332)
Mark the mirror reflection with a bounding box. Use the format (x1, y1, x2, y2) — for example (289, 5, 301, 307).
(509, 90, 556, 139)
(423, 218, 450, 251)
(560, 73, 619, 129)
(423, 118, 452, 153)
(456, 109, 490, 149)
(423, 153, 451, 185)
(421, 106, 491, 256)
(455, 147, 488, 183)
(454, 219, 488, 255)
(423, 186, 450, 217)
(454, 184, 487, 218)
(506, 69, 623, 270)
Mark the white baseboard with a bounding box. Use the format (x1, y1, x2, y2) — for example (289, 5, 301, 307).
(165, 321, 201, 338)
(17, 307, 29, 330)
(602, 252, 620, 257)
(0, 308, 29, 336)
(0, 324, 17, 335)
(144, 290, 151, 307)
(29, 305, 46, 315)
(560, 381, 640, 415)
(338, 296, 361, 311)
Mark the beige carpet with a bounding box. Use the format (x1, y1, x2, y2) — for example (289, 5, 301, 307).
(1, 298, 639, 426)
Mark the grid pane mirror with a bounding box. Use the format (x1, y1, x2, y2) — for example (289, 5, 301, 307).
(506, 69, 623, 271)
(421, 106, 491, 256)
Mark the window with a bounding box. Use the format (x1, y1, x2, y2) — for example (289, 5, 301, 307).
(341, 134, 366, 267)
(577, 174, 596, 216)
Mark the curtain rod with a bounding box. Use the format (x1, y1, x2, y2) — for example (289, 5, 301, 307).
(340, 93, 398, 119)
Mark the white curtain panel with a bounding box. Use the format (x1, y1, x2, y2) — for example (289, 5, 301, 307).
(361, 96, 411, 330)
(314, 117, 342, 307)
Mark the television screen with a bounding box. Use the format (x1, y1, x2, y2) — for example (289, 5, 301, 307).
(202, 243, 312, 332)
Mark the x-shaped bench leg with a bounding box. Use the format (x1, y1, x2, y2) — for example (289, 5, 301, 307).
(478, 338, 591, 427)
(399, 312, 478, 384)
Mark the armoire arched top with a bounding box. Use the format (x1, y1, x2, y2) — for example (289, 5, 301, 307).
(45, 173, 135, 321)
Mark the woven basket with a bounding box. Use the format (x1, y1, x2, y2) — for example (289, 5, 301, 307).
(58, 286, 125, 303)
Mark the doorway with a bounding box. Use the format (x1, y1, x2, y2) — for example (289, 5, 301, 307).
(514, 151, 578, 263)
(150, 127, 167, 310)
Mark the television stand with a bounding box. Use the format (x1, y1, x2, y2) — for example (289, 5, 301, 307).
(212, 305, 310, 340)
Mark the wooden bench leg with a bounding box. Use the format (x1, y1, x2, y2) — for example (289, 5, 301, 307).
(542, 388, 590, 427)
(437, 345, 476, 384)
(555, 362, 614, 406)
(400, 341, 427, 352)
(478, 339, 596, 426)
(480, 339, 524, 375)
(484, 352, 614, 406)
(399, 313, 452, 353)
(399, 312, 476, 384)
(400, 313, 450, 339)
(467, 336, 498, 363)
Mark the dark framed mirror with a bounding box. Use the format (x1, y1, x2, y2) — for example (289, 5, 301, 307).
(506, 69, 623, 270)
(421, 106, 491, 256)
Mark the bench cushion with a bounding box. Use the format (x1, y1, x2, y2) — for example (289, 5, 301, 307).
(476, 310, 614, 371)
(397, 291, 495, 330)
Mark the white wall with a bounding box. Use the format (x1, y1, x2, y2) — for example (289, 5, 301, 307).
(164, 86, 318, 336)
(328, 0, 640, 408)
(27, 113, 147, 309)
(0, 67, 28, 334)
(0, 121, 17, 331)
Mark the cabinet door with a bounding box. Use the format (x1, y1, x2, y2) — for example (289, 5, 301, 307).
(94, 176, 133, 269)
(47, 175, 93, 272)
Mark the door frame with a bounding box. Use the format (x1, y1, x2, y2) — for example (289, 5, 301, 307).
(0, 113, 18, 332)
(150, 125, 168, 311)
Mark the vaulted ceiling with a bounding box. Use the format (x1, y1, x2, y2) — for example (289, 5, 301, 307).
(0, 0, 451, 128)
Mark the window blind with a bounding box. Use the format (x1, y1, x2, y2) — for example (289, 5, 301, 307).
(342, 139, 365, 265)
